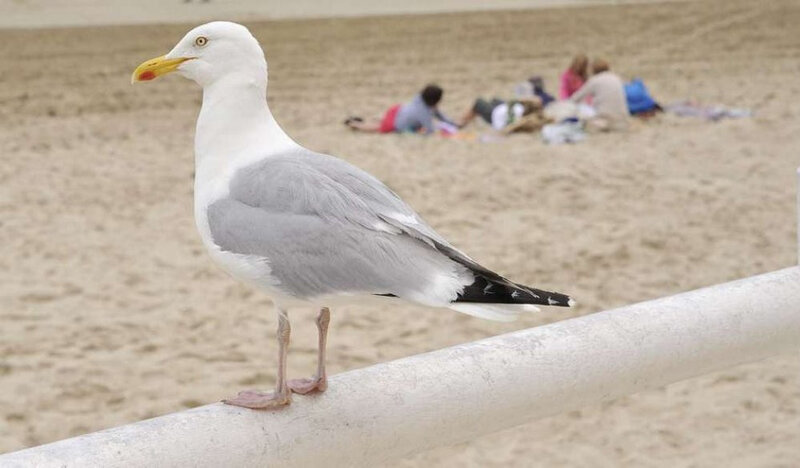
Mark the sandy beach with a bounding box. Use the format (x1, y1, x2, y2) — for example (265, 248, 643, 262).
(1, 0, 798, 465)
(0, 0, 680, 28)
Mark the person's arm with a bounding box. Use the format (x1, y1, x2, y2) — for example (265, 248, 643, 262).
(500, 113, 545, 135)
(433, 108, 457, 127)
(569, 78, 593, 103)
(500, 118, 528, 135)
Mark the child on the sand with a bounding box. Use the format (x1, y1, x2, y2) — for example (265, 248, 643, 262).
(345, 84, 457, 135)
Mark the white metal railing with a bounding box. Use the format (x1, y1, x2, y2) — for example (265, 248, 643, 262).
(1, 266, 799, 467)
(4, 167, 800, 467)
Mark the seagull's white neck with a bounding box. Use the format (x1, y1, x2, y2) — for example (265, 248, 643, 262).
(194, 72, 296, 190)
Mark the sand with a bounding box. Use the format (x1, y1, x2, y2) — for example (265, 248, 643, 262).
(1, 0, 799, 465)
(0, 0, 680, 29)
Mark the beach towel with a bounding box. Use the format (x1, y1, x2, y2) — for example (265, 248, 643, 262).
(665, 101, 753, 121)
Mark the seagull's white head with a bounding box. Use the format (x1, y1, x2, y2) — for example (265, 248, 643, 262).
(131, 21, 267, 88)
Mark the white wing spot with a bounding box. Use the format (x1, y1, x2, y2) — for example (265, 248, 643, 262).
(547, 297, 558, 305)
(389, 213, 419, 225)
(511, 290, 520, 298)
(373, 221, 401, 234)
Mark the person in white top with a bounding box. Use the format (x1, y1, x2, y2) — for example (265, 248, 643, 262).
(569, 59, 629, 131)
(458, 97, 542, 132)
(490, 101, 525, 129)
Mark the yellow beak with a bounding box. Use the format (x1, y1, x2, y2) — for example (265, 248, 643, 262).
(131, 55, 193, 84)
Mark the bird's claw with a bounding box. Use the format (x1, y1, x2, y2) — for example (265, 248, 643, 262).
(223, 389, 291, 409)
(288, 376, 327, 395)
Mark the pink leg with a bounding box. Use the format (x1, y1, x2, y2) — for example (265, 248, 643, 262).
(224, 309, 292, 409)
(288, 307, 330, 395)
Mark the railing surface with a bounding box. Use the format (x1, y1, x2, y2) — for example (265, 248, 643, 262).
(2, 266, 799, 468)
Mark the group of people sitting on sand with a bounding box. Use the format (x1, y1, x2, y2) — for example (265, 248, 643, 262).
(345, 53, 632, 137)
(558, 53, 630, 132)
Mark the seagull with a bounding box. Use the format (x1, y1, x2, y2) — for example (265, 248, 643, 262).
(132, 21, 573, 409)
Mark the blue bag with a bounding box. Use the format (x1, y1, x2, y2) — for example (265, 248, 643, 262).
(625, 78, 658, 114)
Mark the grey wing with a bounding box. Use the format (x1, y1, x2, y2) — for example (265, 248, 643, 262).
(290, 151, 515, 284)
(226, 148, 449, 244)
(206, 148, 474, 302)
(274, 149, 502, 280)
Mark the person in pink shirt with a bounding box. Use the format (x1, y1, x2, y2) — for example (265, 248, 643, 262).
(559, 53, 589, 100)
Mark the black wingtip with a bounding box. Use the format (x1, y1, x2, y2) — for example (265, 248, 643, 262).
(536, 289, 574, 307)
(454, 275, 573, 307)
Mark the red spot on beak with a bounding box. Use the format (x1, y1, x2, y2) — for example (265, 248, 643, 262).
(139, 71, 156, 81)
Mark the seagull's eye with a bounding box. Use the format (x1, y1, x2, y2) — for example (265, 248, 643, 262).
(194, 36, 208, 47)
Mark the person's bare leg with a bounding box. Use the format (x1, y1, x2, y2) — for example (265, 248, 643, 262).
(346, 120, 382, 132)
(224, 308, 292, 409)
(288, 307, 330, 394)
(458, 108, 478, 128)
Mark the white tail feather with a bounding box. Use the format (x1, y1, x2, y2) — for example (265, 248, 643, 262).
(448, 303, 541, 322)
